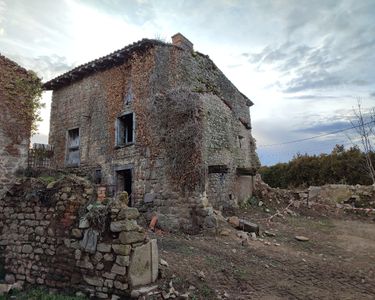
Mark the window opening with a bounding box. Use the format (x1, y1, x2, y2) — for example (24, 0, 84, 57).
(66, 128, 80, 165)
(116, 113, 134, 146)
(94, 169, 102, 184)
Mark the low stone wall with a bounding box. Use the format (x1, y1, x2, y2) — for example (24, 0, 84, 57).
(0, 175, 158, 299)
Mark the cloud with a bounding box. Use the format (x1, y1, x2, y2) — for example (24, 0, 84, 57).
(296, 121, 350, 135)
(5, 54, 75, 81)
(370, 92, 375, 98)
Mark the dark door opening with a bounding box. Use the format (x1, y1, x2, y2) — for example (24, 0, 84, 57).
(116, 169, 132, 206)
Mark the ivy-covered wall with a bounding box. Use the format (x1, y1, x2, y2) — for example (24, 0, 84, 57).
(0, 54, 42, 198)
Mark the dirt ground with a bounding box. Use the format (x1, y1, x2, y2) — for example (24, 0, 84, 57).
(154, 207, 375, 300)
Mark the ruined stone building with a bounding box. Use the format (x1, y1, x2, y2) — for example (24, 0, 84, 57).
(0, 55, 40, 198)
(44, 33, 260, 231)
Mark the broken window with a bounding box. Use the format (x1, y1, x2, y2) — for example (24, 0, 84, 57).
(66, 128, 80, 166)
(116, 168, 132, 206)
(116, 113, 134, 146)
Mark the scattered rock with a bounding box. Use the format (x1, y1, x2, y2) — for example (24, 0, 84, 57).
(197, 270, 205, 280)
(131, 285, 158, 298)
(220, 229, 230, 236)
(295, 235, 309, 242)
(160, 258, 169, 267)
(238, 219, 259, 235)
(264, 230, 276, 237)
(227, 216, 240, 228)
(236, 231, 248, 240)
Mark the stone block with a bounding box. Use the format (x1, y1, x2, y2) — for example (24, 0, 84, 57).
(128, 239, 158, 287)
(119, 232, 144, 244)
(83, 275, 104, 287)
(71, 228, 82, 238)
(116, 255, 130, 266)
(143, 193, 155, 204)
(110, 220, 139, 232)
(238, 219, 259, 235)
(79, 217, 90, 229)
(104, 253, 114, 261)
(97, 243, 111, 253)
(114, 280, 128, 290)
(112, 244, 131, 255)
(117, 208, 140, 220)
(111, 264, 126, 275)
(22, 244, 33, 254)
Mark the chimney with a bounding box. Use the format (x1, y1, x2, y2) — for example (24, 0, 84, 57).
(171, 33, 193, 51)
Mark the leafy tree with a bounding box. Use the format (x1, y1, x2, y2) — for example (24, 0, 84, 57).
(259, 145, 374, 188)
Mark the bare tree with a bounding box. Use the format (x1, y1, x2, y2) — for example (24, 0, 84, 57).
(350, 100, 375, 185)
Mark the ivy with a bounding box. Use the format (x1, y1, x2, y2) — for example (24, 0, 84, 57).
(13, 70, 44, 135)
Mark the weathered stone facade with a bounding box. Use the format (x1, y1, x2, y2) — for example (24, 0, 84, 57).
(0, 175, 158, 298)
(0, 55, 39, 198)
(45, 34, 260, 231)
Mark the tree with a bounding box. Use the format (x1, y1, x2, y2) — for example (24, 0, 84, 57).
(350, 101, 375, 185)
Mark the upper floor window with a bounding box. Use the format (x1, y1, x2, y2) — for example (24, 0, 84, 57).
(116, 113, 134, 146)
(66, 128, 80, 166)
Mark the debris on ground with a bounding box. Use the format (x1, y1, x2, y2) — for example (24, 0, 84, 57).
(295, 235, 310, 241)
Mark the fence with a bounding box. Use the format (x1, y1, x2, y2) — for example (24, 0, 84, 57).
(27, 143, 54, 169)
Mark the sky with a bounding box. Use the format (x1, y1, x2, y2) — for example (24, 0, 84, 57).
(1, 0, 374, 165)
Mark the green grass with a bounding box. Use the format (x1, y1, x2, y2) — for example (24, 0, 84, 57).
(1, 289, 86, 300)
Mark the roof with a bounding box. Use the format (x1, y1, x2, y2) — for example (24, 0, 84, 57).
(43, 38, 169, 90)
(42, 37, 253, 106)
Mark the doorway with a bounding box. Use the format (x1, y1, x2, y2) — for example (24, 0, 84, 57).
(116, 168, 132, 206)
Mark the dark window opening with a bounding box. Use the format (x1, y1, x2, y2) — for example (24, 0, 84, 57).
(116, 169, 132, 206)
(94, 169, 102, 184)
(208, 165, 229, 173)
(66, 128, 80, 165)
(116, 113, 134, 146)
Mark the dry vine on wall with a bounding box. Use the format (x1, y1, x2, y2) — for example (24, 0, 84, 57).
(154, 90, 205, 191)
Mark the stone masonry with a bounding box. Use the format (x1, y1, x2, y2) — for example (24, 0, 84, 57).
(0, 55, 40, 198)
(44, 33, 260, 232)
(0, 175, 158, 299)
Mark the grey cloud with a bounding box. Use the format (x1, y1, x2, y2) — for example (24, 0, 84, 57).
(285, 95, 340, 100)
(283, 70, 342, 93)
(6, 53, 75, 81)
(296, 121, 349, 135)
(370, 92, 375, 98)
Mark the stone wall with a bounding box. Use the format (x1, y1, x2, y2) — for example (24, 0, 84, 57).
(0, 55, 38, 198)
(0, 175, 158, 299)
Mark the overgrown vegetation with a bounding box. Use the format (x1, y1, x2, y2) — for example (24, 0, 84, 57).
(259, 145, 375, 188)
(14, 71, 44, 135)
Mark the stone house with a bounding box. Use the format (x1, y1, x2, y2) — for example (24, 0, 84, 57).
(0, 54, 40, 198)
(44, 33, 260, 231)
